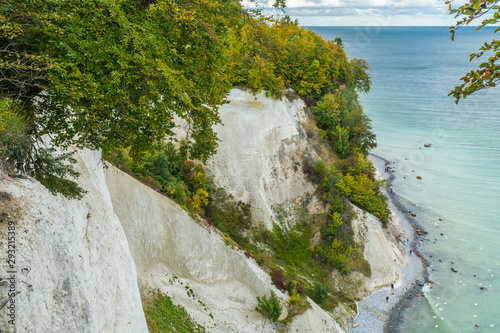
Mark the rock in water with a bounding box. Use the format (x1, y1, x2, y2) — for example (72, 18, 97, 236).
(415, 276, 425, 286)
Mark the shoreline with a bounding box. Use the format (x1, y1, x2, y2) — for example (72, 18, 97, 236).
(348, 154, 430, 333)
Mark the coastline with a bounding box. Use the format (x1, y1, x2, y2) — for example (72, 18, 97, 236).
(348, 154, 430, 333)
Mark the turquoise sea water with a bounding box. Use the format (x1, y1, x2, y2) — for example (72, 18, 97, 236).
(309, 26, 500, 332)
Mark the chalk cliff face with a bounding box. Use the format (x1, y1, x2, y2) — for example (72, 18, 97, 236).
(0, 149, 147, 333)
(105, 165, 344, 333)
(0, 89, 405, 332)
(189, 89, 319, 229)
(205, 89, 406, 296)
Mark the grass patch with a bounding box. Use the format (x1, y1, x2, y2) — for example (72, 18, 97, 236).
(144, 290, 206, 333)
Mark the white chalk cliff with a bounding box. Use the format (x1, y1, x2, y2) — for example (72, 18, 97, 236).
(0, 89, 405, 332)
(0, 149, 147, 332)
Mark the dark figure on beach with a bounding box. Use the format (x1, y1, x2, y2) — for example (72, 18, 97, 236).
(386, 296, 389, 303)
(409, 249, 412, 256)
(391, 284, 394, 289)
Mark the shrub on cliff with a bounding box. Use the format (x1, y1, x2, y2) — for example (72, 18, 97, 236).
(0, 99, 85, 199)
(307, 282, 329, 305)
(313, 91, 376, 158)
(267, 223, 311, 267)
(321, 154, 390, 224)
(128, 142, 210, 213)
(203, 188, 252, 245)
(145, 291, 206, 333)
(255, 291, 282, 322)
(0, 99, 31, 172)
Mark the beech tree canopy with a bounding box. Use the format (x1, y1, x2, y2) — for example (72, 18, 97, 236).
(1, 0, 242, 160)
(1, 0, 370, 160)
(448, 0, 500, 102)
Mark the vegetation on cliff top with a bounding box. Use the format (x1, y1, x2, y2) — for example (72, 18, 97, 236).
(1, 0, 242, 197)
(226, 17, 370, 98)
(1, 0, 239, 159)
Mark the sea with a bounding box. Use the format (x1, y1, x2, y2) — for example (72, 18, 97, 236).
(309, 26, 500, 332)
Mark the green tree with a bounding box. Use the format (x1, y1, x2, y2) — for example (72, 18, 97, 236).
(255, 291, 282, 322)
(448, 0, 500, 102)
(226, 17, 362, 98)
(333, 125, 350, 158)
(314, 92, 343, 130)
(1, 0, 242, 160)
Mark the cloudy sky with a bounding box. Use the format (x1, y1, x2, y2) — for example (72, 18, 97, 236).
(261, 0, 468, 26)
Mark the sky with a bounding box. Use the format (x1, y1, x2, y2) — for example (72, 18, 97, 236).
(258, 0, 469, 26)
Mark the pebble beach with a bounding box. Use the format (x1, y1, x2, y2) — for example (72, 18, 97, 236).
(348, 154, 430, 333)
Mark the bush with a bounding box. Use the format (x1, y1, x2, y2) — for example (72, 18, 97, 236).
(307, 282, 329, 305)
(0, 99, 31, 172)
(203, 188, 252, 245)
(255, 291, 282, 322)
(312, 91, 376, 158)
(320, 154, 390, 224)
(270, 267, 287, 292)
(285, 267, 306, 295)
(128, 142, 210, 212)
(1, 100, 86, 199)
(336, 171, 389, 223)
(341, 264, 351, 275)
(302, 155, 322, 184)
(142, 176, 162, 192)
(131, 142, 180, 189)
(145, 291, 206, 333)
(315, 159, 326, 176)
(268, 224, 311, 267)
(288, 288, 302, 306)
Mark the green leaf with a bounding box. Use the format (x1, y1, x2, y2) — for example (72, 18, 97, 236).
(473, 1, 481, 11)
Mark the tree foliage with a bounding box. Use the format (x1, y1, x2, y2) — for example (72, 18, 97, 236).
(226, 17, 370, 97)
(1, 0, 242, 160)
(448, 0, 500, 102)
(313, 90, 376, 157)
(332, 154, 389, 223)
(121, 142, 209, 212)
(0, 98, 85, 198)
(267, 223, 311, 266)
(30, 147, 86, 199)
(203, 188, 253, 245)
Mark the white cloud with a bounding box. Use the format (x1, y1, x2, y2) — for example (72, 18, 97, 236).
(285, 0, 341, 8)
(272, 0, 459, 25)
